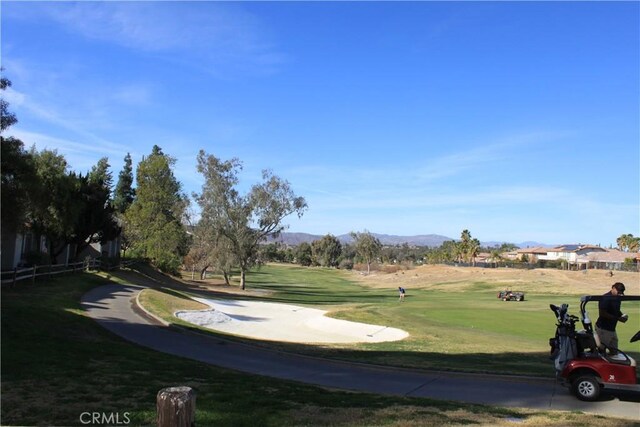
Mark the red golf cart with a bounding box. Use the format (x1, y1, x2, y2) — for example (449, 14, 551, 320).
(549, 295, 640, 401)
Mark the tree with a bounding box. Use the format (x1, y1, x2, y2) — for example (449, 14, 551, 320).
(456, 229, 480, 264)
(187, 219, 237, 283)
(113, 152, 135, 214)
(0, 137, 33, 231)
(113, 153, 136, 258)
(1, 73, 17, 132)
(617, 234, 640, 252)
(468, 238, 481, 266)
(69, 158, 119, 259)
(1, 74, 34, 231)
(125, 146, 189, 273)
(2, 74, 118, 263)
(350, 230, 382, 274)
(312, 234, 342, 267)
(295, 242, 313, 266)
(194, 150, 307, 290)
(28, 149, 80, 263)
(490, 249, 504, 267)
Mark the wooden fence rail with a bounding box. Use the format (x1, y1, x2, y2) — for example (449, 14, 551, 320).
(1, 258, 129, 286)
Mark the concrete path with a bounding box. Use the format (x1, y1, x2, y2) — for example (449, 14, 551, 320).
(81, 284, 640, 420)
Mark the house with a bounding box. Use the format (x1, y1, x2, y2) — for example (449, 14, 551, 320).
(541, 244, 607, 266)
(509, 244, 627, 270)
(516, 246, 550, 262)
(1, 228, 121, 270)
(581, 249, 640, 271)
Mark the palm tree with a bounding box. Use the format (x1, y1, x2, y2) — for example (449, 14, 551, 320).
(490, 249, 504, 267)
(468, 238, 481, 266)
(458, 229, 472, 263)
(617, 234, 630, 251)
(617, 233, 639, 252)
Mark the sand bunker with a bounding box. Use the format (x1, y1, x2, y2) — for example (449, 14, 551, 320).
(175, 297, 409, 344)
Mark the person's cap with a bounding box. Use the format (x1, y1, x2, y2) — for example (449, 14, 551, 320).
(613, 282, 625, 295)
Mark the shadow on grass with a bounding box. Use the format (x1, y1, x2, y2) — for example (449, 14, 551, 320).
(5, 275, 640, 427)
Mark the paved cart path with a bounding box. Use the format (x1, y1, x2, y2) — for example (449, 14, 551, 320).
(81, 284, 640, 420)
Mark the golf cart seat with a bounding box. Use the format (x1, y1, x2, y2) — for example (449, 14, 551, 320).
(594, 329, 636, 366)
(577, 328, 636, 366)
(576, 330, 599, 354)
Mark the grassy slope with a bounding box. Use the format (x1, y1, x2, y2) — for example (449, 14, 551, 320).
(1, 267, 638, 426)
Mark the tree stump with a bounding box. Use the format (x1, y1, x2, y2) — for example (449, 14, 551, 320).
(157, 386, 195, 427)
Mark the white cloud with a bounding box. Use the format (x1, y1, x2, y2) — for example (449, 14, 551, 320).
(40, 2, 286, 76)
(415, 131, 569, 182)
(7, 87, 135, 153)
(9, 129, 128, 174)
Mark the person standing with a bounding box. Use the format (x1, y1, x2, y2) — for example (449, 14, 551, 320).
(398, 286, 405, 302)
(595, 282, 628, 358)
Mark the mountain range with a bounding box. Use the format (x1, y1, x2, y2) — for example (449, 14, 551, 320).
(267, 232, 548, 249)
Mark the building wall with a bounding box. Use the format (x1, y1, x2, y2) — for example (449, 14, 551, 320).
(1, 232, 20, 270)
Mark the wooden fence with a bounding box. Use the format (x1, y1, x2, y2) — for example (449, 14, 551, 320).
(0, 258, 126, 286)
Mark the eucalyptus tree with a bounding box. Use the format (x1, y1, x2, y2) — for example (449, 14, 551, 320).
(125, 146, 189, 272)
(350, 230, 382, 274)
(186, 218, 237, 283)
(194, 150, 307, 290)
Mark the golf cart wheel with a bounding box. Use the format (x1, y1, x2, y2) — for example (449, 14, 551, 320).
(572, 375, 601, 401)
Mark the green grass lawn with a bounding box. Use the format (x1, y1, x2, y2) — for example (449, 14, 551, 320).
(2, 266, 639, 426)
(163, 264, 640, 377)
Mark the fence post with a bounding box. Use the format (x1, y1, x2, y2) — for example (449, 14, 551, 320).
(157, 386, 195, 427)
(12, 268, 17, 287)
(32, 265, 36, 285)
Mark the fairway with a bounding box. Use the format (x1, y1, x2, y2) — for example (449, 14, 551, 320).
(151, 263, 640, 377)
(4, 267, 640, 426)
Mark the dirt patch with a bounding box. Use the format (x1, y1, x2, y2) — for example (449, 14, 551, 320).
(349, 264, 640, 295)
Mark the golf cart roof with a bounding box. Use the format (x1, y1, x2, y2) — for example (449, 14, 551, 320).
(580, 295, 640, 302)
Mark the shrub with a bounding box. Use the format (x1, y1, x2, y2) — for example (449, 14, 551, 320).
(22, 251, 50, 267)
(338, 259, 353, 270)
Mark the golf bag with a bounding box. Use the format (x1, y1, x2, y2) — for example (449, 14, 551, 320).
(549, 304, 578, 375)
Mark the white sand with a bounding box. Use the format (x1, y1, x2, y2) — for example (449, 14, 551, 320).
(175, 297, 409, 344)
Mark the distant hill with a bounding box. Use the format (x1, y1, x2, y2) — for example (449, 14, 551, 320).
(480, 241, 550, 249)
(267, 232, 549, 248)
(268, 232, 454, 247)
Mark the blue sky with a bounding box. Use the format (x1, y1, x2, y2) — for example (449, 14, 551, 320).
(2, 1, 639, 246)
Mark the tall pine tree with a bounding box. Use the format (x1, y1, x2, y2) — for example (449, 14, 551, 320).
(113, 152, 135, 214)
(124, 146, 189, 272)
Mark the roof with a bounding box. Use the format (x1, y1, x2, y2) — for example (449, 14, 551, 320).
(549, 244, 606, 253)
(584, 249, 640, 263)
(516, 246, 549, 254)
